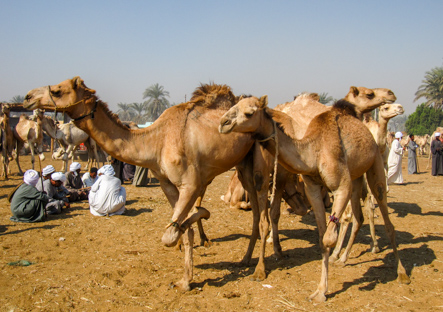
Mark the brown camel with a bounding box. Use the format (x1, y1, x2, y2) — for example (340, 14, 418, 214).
(23, 76, 264, 291)
(13, 109, 45, 174)
(0, 104, 17, 179)
(219, 95, 410, 302)
(330, 103, 404, 265)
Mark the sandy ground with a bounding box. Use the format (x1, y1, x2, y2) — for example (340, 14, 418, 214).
(0, 154, 442, 312)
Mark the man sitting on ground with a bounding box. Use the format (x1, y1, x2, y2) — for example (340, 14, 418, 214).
(64, 162, 88, 201)
(89, 165, 126, 216)
(81, 167, 98, 188)
(36, 172, 70, 215)
(10, 169, 49, 223)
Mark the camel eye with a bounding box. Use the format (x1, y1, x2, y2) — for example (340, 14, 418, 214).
(366, 92, 375, 99)
(244, 109, 255, 118)
(51, 90, 61, 97)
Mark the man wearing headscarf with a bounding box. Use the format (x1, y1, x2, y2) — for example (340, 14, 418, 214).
(64, 162, 88, 201)
(431, 132, 443, 176)
(407, 134, 419, 174)
(81, 167, 98, 187)
(10, 169, 49, 223)
(36, 172, 70, 214)
(89, 164, 126, 216)
(387, 131, 405, 184)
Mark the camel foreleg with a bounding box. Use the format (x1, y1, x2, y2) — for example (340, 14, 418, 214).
(173, 227, 194, 291)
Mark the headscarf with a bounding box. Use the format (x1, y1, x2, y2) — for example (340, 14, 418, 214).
(42, 165, 55, 177)
(70, 162, 81, 176)
(435, 132, 441, 137)
(51, 172, 66, 182)
(24, 169, 39, 187)
(101, 164, 115, 176)
(395, 132, 403, 139)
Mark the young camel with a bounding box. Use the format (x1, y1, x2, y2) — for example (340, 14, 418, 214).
(219, 96, 410, 302)
(0, 104, 17, 179)
(330, 103, 404, 265)
(23, 76, 267, 292)
(13, 110, 45, 174)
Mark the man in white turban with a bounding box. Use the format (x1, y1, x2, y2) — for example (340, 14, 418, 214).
(10, 169, 49, 223)
(64, 162, 88, 201)
(431, 132, 443, 176)
(36, 172, 70, 214)
(387, 131, 405, 184)
(89, 164, 126, 216)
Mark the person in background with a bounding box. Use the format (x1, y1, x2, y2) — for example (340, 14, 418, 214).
(36, 172, 70, 214)
(407, 134, 419, 174)
(431, 132, 443, 176)
(89, 164, 126, 216)
(82, 167, 98, 188)
(387, 131, 405, 185)
(64, 162, 88, 200)
(10, 169, 48, 223)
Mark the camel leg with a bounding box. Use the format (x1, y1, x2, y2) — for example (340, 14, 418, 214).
(194, 191, 212, 247)
(15, 141, 24, 176)
(365, 194, 380, 253)
(329, 204, 352, 263)
(366, 155, 410, 284)
(173, 227, 194, 291)
(334, 177, 364, 265)
(303, 177, 329, 303)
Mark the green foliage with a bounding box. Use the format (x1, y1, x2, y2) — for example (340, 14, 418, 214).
(405, 103, 443, 135)
(143, 83, 170, 121)
(414, 65, 443, 110)
(10, 95, 25, 103)
(318, 92, 333, 105)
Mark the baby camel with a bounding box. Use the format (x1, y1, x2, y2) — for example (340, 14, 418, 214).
(219, 96, 410, 303)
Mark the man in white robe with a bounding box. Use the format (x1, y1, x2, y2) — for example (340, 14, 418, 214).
(89, 165, 126, 216)
(387, 131, 405, 184)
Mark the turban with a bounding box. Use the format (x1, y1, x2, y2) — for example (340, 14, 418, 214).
(42, 165, 55, 176)
(435, 132, 441, 137)
(24, 169, 40, 187)
(102, 164, 115, 176)
(70, 162, 81, 172)
(51, 172, 66, 182)
(395, 132, 403, 139)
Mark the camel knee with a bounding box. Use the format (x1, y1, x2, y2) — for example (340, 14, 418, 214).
(253, 172, 264, 192)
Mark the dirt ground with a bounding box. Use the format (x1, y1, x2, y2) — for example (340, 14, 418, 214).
(0, 154, 442, 312)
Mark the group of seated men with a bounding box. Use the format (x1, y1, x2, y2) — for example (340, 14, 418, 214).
(9, 161, 127, 223)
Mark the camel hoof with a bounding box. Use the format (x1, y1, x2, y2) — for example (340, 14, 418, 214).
(249, 270, 266, 282)
(370, 246, 380, 254)
(237, 259, 250, 267)
(397, 273, 411, 285)
(202, 240, 213, 247)
(329, 255, 338, 264)
(332, 259, 346, 267)
(172, 279, 191, 291)
(272, 251, 285, 261)
(309, 290, 327, 303)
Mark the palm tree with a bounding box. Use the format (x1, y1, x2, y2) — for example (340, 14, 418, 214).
(143, 83, 170, 121)
(10, 95, 25, 103)
(414, 65, 443, 110)
(129, 102, 146, 123)
(318, 92, 334, 105)
(116, 103, 133, 121)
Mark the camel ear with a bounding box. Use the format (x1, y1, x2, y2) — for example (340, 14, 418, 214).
(238, 95, 244, 101)
(72, 76, 96, 94)
(258, 95, 268, 109)
(349, 86, 359, 96)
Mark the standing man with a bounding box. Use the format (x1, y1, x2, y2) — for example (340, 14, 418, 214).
(387, 131, 405, 184)
(408, 134, 419, 174)
(431, 132, 443, 176)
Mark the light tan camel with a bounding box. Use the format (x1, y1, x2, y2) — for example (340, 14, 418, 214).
(330, 103, 404, 265)
(23, 77, 265, 291)
(219, 96, 410, 302)
(414, 134, 430, 155)
(0, 104, 17, 179)
(13, 110, 45, 174)
(221, 170, 251, 210)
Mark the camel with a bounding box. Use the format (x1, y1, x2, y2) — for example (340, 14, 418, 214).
(22, 76, 269, 292)
(39, 116, 106, 172)
(0, 104, 17, 179)
(219, 95, 410, 302)
(414, 134, 430, 155)
(330, 103, 404, 265)
(13, 110, 45, 174)
(221, 170, 251, 210)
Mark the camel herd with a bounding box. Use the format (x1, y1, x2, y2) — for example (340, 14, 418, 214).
(11, 75, 437, 302)
(0, 106, 106, 178)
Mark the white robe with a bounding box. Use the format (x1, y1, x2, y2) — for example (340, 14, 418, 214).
(387, 139, 403, 184)
(89, 175, 126, 216)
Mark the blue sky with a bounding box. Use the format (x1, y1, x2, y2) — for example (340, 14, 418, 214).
(1, 0, 442, 115)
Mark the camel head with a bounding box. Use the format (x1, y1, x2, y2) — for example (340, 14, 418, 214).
(344, 86, 396, 114)
(379, 103, 404, 120)
(219, 95, 268, 134)
(1, 103, 10, 115)
(23, 77, 97, 119)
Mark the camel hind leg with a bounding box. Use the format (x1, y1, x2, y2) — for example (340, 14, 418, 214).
(366, 154, 410, 284)
(329, 203, 352, 263)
